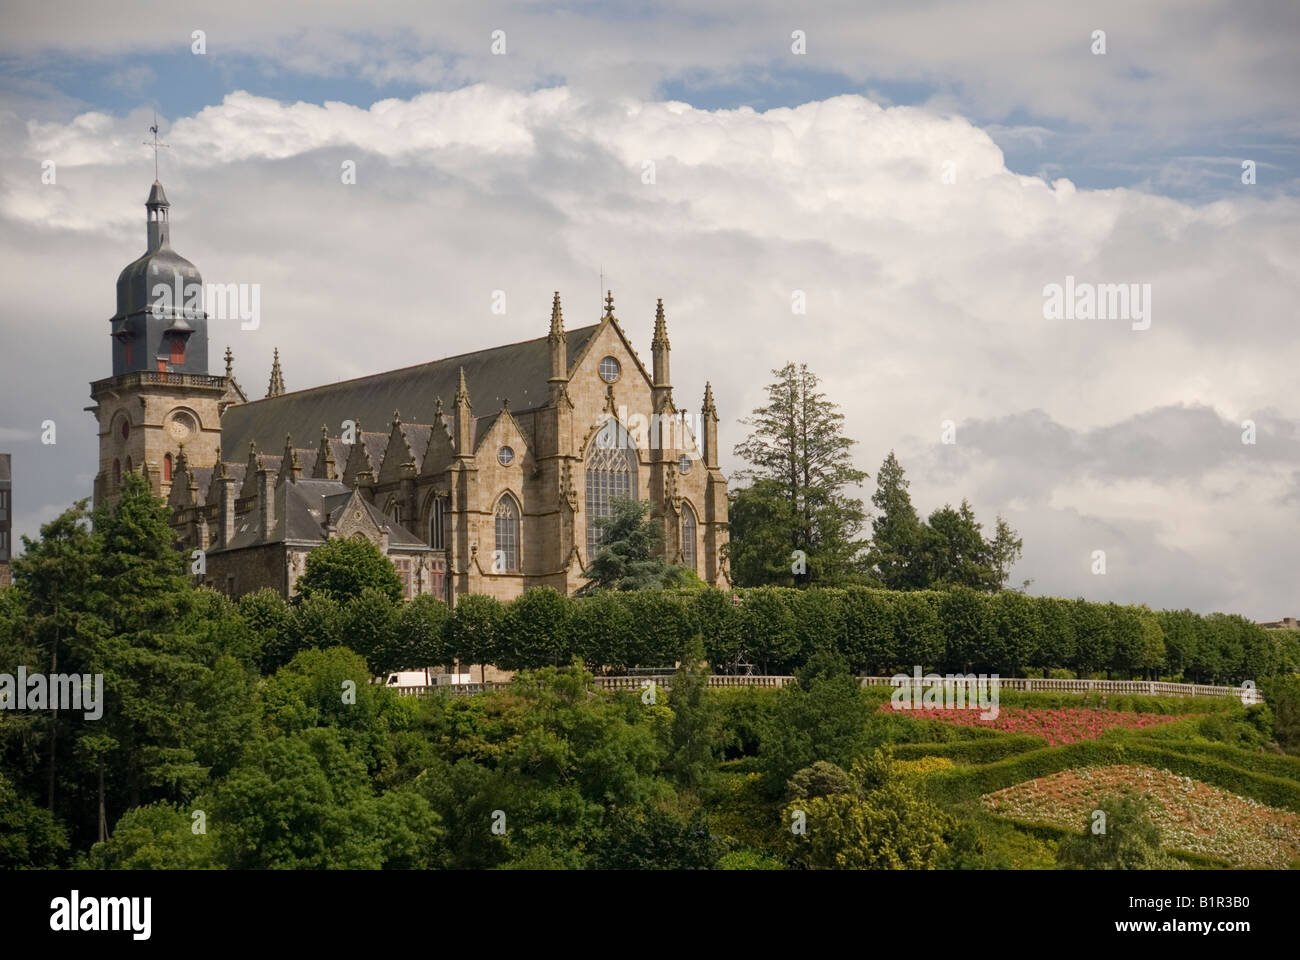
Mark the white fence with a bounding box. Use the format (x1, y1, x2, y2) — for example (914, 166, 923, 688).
(393, 674, 1259, 702)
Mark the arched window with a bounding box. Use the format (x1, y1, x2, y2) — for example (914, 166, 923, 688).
(585, 420, 638, 555)
(429, 496, 447, 550)
(680, 503, 697, 572)
(125, 456, 133, 475)
(163, 453, 173, 482)
(113, 459, 121, 485)
(494, 494, 520, 572)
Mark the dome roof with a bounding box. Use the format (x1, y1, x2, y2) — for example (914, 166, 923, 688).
(112, 180, 202, 321)
(114, 247, 203, 320)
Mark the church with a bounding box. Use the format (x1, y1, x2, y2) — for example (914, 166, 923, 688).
(88, 180, 731, 604)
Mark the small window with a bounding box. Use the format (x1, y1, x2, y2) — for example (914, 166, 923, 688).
(169, 337, 186, 365)
(163, 453, 172, 482)
(599, 356, 621, 383)
(113, 459, 121, 484)
(498, 446, 515, 466)
(0, 490, 8, 509)
(678, 454, 692, 475)
(0, 530, 8, 555)
(121, 420, 130, 440)
(429, 497, 447, 550)
(124, 340, 134, 367)
(393, 558, 413, 599)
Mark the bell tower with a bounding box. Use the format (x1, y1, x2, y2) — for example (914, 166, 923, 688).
(89, 176, 245, 507)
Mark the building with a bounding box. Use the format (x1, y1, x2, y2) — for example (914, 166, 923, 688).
(89, 180, 731, 603)
(0, 453, 11, 587)
(1259, 617, 1299, 630)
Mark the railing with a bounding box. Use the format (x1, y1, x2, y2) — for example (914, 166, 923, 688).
(392, 674, 1259, 701)
(859, 676, 1261, 703)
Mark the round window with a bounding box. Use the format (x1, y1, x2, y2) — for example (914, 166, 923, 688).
(599, 356, 621, 383)
(678, 454, 692, 475)
(498, 446, 515, 466)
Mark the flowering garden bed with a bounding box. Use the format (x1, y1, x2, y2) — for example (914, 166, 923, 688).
(981, 764, 1300, 868)
(879, 703, 1185, 746)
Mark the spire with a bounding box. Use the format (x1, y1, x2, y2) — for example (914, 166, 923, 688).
(651, 298, 671, 393)
(312, 425, 336, 480)
(454, 366, 471, 409)
(702, 381, 717, 417)
(653, 298, 668, 345)
(701, 382, 719, 469)
(224, 345, 234, 378)
(145, 179, 171, 252)
(266, 348, 285, 398)
(392, 409, 403, 429)
(548, 291, 569, 392)
(279, 434, 302, 484)
(434, 396, 444, 420)
(549, 291, 565, 342)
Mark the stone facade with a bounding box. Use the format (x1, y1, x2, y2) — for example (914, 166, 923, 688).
(91, 181, 731, 604)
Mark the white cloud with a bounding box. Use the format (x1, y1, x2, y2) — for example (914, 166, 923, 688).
(1, 85, 1298, 616)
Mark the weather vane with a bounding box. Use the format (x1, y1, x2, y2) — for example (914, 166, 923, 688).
(143, 110, 170, 180)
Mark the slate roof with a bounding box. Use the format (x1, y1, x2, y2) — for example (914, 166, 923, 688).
(220, 325, 600, 457)
(214, 477, 432, 551)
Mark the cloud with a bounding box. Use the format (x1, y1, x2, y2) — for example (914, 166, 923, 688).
(0, 84, 1297, 617)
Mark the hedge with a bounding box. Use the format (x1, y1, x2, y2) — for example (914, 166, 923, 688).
(432, 585, 1284, 684)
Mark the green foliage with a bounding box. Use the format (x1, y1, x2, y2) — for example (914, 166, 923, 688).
(785, 761, 853, 801)
(730, 362, 869, 587)
(780, 750, 954, 869)
(578, 497, 688, 594)
(444, 593, 503, 678)
(296, 535, 404, 604)
(667, 639, 723, 789)
(1056, 791, 1177, 870)
(498, 587, 571, 669)
(588, 808, 721, 869)
(81, 802, 218, 869)
(758, 653, 872, 796)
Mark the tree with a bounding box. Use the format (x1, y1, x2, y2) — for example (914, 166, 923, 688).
(11, 500, 99, 811)
(666, 638, 722, 789)
(921, 501, 996, 591)
(578, 497, 688, 594)
(731, 362, 868, 587)
(866, 452, 923, 590)
(780, 750, 953, 869)
(295, 535, 403, 605)
(758, 653, 872, 797)
(444, 594, 504, 682)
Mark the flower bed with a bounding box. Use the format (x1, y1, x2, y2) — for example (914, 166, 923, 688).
(981, 764, 1300, 868)
(878, 703, 1183, 746)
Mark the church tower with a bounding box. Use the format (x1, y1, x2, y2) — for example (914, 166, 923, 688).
(88, 180, 245, 507)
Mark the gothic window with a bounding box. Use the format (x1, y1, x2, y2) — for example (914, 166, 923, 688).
(120, 419, 130, 441)
(494, 494, 520, 572)
(113, 459, 121, 485)
(681, 502, 697, 572)
(163, 453, 173, 482)
(586, 420, 637, 556)
(429, 496, 447, 550)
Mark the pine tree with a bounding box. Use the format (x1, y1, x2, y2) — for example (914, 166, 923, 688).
(866, 451, 923, 589)
(731, 362, 868, 586)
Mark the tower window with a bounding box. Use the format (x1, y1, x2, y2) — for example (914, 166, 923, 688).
(494, 494, 520, 572)
(429, 496, 447, 550)
(163, 453, 173, 482)
(113, 459, 121, 485)
(121, 420, 130, 441)
(681, 503, 698, 573)
(170, 338, 186, 365)
(124, 340, 134, 367)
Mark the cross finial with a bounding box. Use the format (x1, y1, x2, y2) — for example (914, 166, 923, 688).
(604, 290, 615, 317)
(224, 345, 233, 378)
(143, 110, 170, 180)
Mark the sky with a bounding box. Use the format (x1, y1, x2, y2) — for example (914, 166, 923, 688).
(0, 1, 1297, 617)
